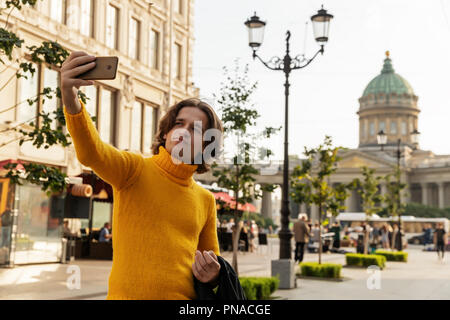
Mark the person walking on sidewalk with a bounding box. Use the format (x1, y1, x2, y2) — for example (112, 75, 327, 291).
(293, 214, 310, 262)
(61, 51, 224, 300)
(434, 223, 447, 261)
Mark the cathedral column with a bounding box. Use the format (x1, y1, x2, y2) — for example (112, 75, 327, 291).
(421, 183, 428, 206)
(437, 182, 445, 209)
(300, 203, 307, 215)
(261, 189, 272, 220)
(310, 205, 319, 223)
(345, 194, 352, 212)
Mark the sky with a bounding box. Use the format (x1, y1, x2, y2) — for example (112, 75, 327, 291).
(192, 0, 450, 160)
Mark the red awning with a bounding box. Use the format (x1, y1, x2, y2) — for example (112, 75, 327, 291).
(212, 192, 233, 203)
(0, 159, 25, 172)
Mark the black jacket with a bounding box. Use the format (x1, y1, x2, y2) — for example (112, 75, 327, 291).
(193, 256, 246, 300)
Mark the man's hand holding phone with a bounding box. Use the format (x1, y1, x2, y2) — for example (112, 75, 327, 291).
(60, 51, 97, 114)
(60, 51, 118, 115)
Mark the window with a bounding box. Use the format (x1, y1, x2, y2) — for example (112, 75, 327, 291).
(42, 67, 60, 130)
(369, 122, 375, 136)
(83, 85, 98, 118)
(149, 29, 159, 69)
(390, 121, 397, 134)
(80, 0, 94, 37)
(173, 43, 182, 80)
(50, 0, 66, 24)
(106, 4, 119, 49)
(129, 18, 140, 60)
(99, 88, 115, 144)
(379, 121, 385, 132)
(401, 121, 407, 135)
(18, 65, 39, 125)
(143, 105, 156, 153)
(130, 101, 143, 152)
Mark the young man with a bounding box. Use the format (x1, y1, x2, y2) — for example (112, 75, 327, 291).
(60, 51, 224, 299)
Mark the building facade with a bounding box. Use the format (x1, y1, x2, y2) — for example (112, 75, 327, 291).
(0, 0, 198, 266)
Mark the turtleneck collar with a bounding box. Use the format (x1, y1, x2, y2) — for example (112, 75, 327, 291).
(151, 145, 198, 186)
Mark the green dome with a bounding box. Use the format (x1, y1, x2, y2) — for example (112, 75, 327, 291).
(362, 52, 414, 97)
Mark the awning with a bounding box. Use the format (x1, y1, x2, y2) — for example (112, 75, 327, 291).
(0, 159, 25, 172)
(212, 191, 258, 213)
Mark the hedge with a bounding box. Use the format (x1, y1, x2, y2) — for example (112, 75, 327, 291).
(345, 253, 386, 269)
(239, 277, 280, 300)
(374, 250, 408, 262)
(299, 262, 342, 279)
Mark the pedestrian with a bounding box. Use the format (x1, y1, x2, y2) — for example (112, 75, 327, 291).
(380, 224, 390, 249)
(249, 220, 258, 252)
(330, 221, 341, 250)
(61, 51, 224, 300)
(434, 222, 447, 261)
(99, 222, 112, 243)
(0, 205, 12, 249)
(310, 222, 321, 253)
(424, 223, 433, 248)
(226, 218, 235, 233)
(293, 214, 310, 262)
(392, 224, 403, 251)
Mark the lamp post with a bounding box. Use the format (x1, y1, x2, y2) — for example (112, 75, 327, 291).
(244, 6, 333, 287)
(377, 130, 421, 250)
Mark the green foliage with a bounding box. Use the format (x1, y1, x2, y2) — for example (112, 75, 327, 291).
(383, 165, 407, 217)
(290, 136, 351, 263)
(383, 202, 450, 219)
(241, 212, 278, 231)
(239, 277, 279, 300)
(345, 253, 386, 269)
(0, 4, 97, 195)
(299, 262, 342, 279)
(291, 136, 350, 217)
(0, 28, 23, 63)
(3, 162, 67, 196)
(351, 166, 383, 217)
(374, 250, 408, 262)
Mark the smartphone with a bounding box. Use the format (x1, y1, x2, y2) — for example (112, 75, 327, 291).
(76, 56, 119, 80)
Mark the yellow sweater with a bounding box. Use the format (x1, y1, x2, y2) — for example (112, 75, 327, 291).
(63, 100, 220, 300)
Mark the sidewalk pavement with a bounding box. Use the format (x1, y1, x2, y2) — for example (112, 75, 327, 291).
(0, 238, 449, 300)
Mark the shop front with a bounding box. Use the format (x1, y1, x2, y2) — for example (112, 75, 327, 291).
(0, 177, 64, 267)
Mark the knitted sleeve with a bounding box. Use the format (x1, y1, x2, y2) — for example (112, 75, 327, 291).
(197, 193, 220, 256)
(63, 99, 144, 191)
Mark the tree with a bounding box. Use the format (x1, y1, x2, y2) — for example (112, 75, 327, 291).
(290, 136, 350, 264)
(0, 0, 95, 196)
(383, 165, 408, 250)
(350, 166, 383, 254)
(211, 61, 280, 274)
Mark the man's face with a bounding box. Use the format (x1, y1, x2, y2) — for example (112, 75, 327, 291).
(164, 107, 209, 164)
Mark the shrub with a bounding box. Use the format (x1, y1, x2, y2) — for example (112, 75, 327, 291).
(299, 262, 342, 279)
(239, 277, 280, 300)
(374, 250, 408, 262)
(346, 253, 386, 269)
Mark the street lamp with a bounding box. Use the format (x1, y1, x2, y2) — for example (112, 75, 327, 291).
(377, 130, 420, 251)
(377, 130, 387, 151)
(411, 129, 421, 150)
(244, 6, 333, 285)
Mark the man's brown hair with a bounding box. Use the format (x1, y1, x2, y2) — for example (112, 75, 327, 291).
(151, 98, 223, 174)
